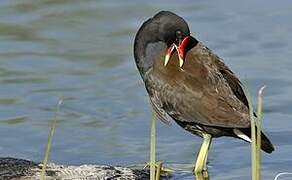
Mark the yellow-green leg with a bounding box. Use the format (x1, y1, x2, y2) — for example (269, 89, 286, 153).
(194, 133, 212, 177)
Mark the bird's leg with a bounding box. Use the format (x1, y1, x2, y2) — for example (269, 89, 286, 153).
(193, 133, 212, 177)
(203, 142, 210, 171)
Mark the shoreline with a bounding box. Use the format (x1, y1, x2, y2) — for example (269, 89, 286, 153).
(0, 157, 148, 179)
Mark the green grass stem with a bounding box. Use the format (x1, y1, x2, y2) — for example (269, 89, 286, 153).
(245, 85, 266, 180)
(40, 99, 63, 180)
(256, 86, 265, 180)
(150, 111, 156, 180)
(244, 85, 257, 180)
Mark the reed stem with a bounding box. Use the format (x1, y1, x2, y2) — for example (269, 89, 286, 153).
(256, 86, 265, 180)
(40, 99, 63, 180)
(150, 111, 156, 180)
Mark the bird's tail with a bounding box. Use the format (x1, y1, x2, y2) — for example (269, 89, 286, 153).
(259, 131, 274, 153)
(234, 128, 274, 153)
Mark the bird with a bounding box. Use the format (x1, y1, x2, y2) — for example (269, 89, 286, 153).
(133, 11, 274, 175)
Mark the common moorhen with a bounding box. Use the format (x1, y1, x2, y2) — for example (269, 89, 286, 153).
(133, 11, 274, 174)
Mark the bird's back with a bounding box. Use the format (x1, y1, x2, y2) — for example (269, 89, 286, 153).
(145, 42, 250, 128)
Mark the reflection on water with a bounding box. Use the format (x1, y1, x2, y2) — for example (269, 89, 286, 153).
(0, 0, 291, 179)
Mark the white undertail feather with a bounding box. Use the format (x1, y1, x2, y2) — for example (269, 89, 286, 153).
(233, 129, 252, 143)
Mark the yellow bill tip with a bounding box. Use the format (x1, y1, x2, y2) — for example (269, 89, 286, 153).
(179, 57, 184, 68)
(164, 54, 170, 66)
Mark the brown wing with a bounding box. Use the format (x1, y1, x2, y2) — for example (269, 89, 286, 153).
(209, 47, 249, 108)
(149, 91, 172, 125)
(207, 46, 257, 117)
(145, 42, 250, 128)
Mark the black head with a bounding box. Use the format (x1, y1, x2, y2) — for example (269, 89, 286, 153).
(134, 11, 192, 76)
(150, 11, 190, 46)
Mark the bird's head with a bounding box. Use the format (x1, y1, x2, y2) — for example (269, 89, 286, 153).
(154, 12, 191, 68)
(163, 29, 191, 68)
(134, 11, 196, 75)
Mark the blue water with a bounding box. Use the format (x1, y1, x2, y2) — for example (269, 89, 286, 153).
(0, 0, 291, 179)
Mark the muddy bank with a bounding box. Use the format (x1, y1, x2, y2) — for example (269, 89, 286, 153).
(0, 157, 148, 179)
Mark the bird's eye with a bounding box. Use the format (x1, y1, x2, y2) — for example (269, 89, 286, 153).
(175, 30, 182, 44)
(176, 30, 182, 38)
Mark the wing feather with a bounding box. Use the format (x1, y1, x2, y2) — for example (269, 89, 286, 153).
(145, 43, 251, 128)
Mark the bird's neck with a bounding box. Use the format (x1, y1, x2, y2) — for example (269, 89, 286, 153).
(134, 38, 166, 78)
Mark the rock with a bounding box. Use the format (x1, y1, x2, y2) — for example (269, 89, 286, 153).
(0, 157, 149, 180)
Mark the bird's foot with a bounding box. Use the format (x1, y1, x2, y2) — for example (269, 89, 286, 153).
(143, 161, 173, 178)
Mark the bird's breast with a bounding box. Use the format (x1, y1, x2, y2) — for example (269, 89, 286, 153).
(152, 45, 212, 86)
